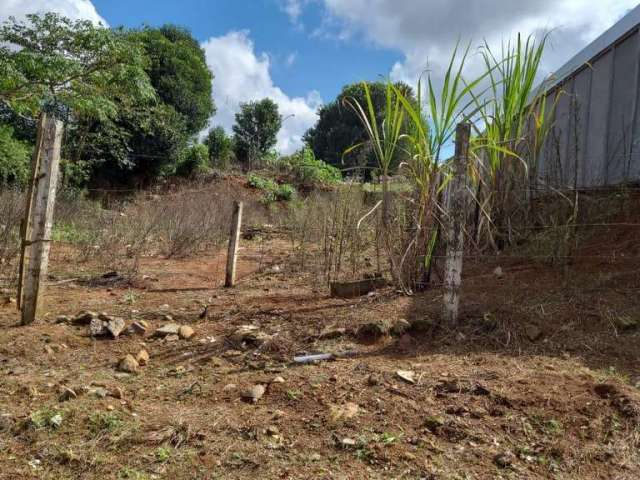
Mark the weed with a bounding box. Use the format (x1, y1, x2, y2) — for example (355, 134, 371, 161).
(155, 446, 172, 463)
(286, 390, 302, 401)
(30, 407, 63, 430)
(118, 467, 149, 480)
(88, 411, 122, 435)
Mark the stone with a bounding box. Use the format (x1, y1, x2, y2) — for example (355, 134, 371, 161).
(91, 387, 109, 398)
(318, 326, 346, 340)
(135, 349, 150, 366)
(73, 310, 97, 325)
(223, 384, 237, 392)
(109, 386, 125, 399)
(178, 325, 195, 340)
(89, 318, 106, 336)
(356, 319, 391, 340)
(117, 354, 139, 373)
(367, 373, 382, 386)
(241, 384, 266, 403)
(165, 334, 179, 343)
(222, 349, 243, 358)
(396, 370, 417, 384)
(524, 324, 543, 342)
(55, 315, 71, 324)
(271, 376, 285, 384)
(128, 321, 148, 335)
(339, 437, 357, 448)
(391, 319, 411, 336)
(153, 323, 181, 338)
(494, 452, 514, 468)
(266, 425, 279, 436)
(329, 402, 360, 422)
(58, 387, 77, 402)
(229, 325, 272, 347)
(44, 345, 55, 355)
(493, 266, 504, 278)
(105, 318, 126, 339)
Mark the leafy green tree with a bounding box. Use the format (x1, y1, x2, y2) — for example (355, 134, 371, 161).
(0, 13, 154, 119)
(232, 99, 281, 168)
(304, 81, 416, 176)
(133, 25, 214, 135)
(206, 126, 235, 169)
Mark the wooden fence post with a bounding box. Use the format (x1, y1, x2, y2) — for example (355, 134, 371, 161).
(18, 113, 64, 325)
(225, 201, 243, 287)
(442, 123, 470, 326)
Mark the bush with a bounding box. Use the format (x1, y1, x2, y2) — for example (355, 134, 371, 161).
(175, 143, 210, 177)
(280, 147, 341, 187)
(247, 173, 296, 203)
(205, 126, 235, 169)
(0, 125, 31, 186)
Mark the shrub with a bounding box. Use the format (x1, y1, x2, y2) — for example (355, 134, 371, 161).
(175, 143, 210, 177)
(205, 126, 235, 169)
(247, 173, 296, 203)
(280, 147, 341, 188)
(0, 124, 31, 186)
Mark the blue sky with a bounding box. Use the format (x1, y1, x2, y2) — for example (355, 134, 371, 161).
(2, 0, 639, 152)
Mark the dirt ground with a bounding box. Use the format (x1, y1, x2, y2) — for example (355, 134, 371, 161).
(1, 208, 640, 479)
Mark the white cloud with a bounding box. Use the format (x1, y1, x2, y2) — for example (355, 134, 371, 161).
(201, 31, 321, 154)
(0, 0, 106, 25)
(301, 0, 638, 84)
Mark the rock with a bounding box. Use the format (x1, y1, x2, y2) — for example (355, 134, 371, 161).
(367, 373, 382, 386)
(109, 386, 125, 399)
(89, 318, 107, 336)
(165, 334, 180, 343)
(329, 402, 360, 422)
(73, 310, 97, 325)
(396, 370, 417, 384)
(524, 323, 543, 342)
(229, 325, 272, 347)
(223, 384, 237, 392)
(91, 387, 109, 398)
(178, 325, 195, 340)
(493, 266, 504, 278)
(409, 317, 435, 333)
(105, 318, 126, 338)
(356, 319, 391, 340)
(266, 425, 279, 436)
(391, 319, 411, 336)
(58, 387, 77, 402)
(241, 384, 266, 403)
(339, 437, 357, 449)
(55, 315, 71, 324)
(222, 349, 243, 358)
(44, 345, 55, 356)
(135, 349, 150, 366)
(494, 452, 514, 468)
(159, 304, 170, 311)
(271, 376, 285, 384)
(153, 323, 181, 338)
(318, 326, 347, 340)
(309, 453, 322, 462)
(128, 321, 148, 335)
(117, 354, 139, 373)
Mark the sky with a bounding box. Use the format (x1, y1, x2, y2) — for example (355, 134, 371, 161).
(1, 0, 639, 153)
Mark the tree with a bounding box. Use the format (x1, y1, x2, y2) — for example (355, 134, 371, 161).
(304, 81, 416, 177)
(0, 13, 154, 120)
(232, 99, 281, 167)
(0, 124, 30, 185)
(134, 25, 214, 136)
(206, 126, 234, 169)
(175, 143, 209, 177)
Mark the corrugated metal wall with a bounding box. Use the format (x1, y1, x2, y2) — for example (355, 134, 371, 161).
(537, 25, 640, 188)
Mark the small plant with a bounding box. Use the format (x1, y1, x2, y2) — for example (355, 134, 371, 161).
(155, 446, 172, 463)
(118, 467, 149, 480)
(286, 390, 302, 401)
(88, 411, 123, 434)
(30, 407, 63, 429)
(247, 174, 296, 203)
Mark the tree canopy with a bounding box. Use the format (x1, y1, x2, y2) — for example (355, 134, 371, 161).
(232, 98, 281, 168)
(304, 81, 416, 176)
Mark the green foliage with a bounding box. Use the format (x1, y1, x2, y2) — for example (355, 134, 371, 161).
(175, 143, 210, 177)
(280, 147, 342, 187)
(233, 98, 282, 167)
(304, 81, 416, 177)
(30, 407, 63, 429)
(0, 13, 154, 119)
(206, 126, 235, 169)
(133, 25, 214, 135)
(0, 124, 30, 185)
(247, 173, 296, 202)
(88, 411, 123, 434)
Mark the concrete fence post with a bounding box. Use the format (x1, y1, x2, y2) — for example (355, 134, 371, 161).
(442, 123, 470, 326)
(225, 201, 243, 287)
